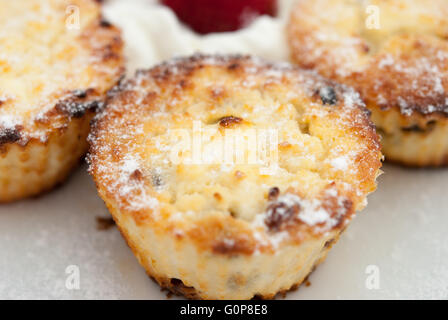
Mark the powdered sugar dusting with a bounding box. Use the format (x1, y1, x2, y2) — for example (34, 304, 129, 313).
(0, 0, 123, 141)
(289, 0, 448, 116)
(0, 114, 21, 130)
(275, 191, 348, 230)
(330, 156, 349, 171)
(92, 152, 159, 213)
(89, 52, 379, 251)
(371, 51, 448, 115)
(252, 186, 353, 249)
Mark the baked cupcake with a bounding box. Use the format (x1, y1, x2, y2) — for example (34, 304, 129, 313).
(0, 0, 124, 202)
(288, 0, 448, 166)
(88, 54, 382, 299)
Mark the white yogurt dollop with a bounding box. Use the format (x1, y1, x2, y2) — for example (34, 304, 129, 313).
(103, 0, 296, 74)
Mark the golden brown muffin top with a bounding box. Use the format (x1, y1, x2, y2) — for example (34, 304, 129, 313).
(89, 54, 382, 255)
(0, 0, 124, 145)
(288, 0, 448, 117)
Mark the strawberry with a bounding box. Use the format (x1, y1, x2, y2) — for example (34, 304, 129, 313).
(161, 0, 277, 34)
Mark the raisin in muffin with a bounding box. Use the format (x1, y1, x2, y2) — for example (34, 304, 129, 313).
(0, 0, 124, 202)
(288, 0, 448, 166)
(88, 54, 382, 299)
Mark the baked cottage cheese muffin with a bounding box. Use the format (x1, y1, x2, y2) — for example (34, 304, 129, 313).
(0, 0, 124, 201)
(89, 54, 382, 299)
(288, 0, 448, 166)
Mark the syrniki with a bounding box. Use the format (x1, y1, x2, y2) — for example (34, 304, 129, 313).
(0, 0, 124, 201)
(89, 54, 382, 299)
